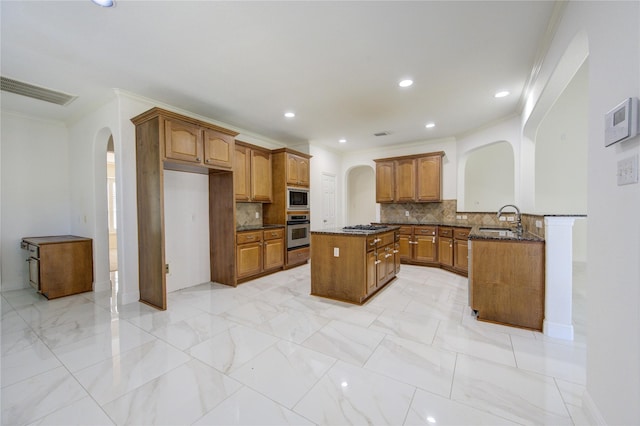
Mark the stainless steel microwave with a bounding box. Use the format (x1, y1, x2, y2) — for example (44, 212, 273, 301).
(287, 187, 309, 210)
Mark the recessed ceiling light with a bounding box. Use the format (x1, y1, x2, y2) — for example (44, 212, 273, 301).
(399, 79, 413, 88)
(425, 123, 435, 129)
(284, 112, 295, 118)
(494, 91, 510, 98)
(91, 0, 115, 7)
(339, 139, 347, 144)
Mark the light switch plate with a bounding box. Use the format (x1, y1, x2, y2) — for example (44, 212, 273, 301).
(617, 154, 639, 185)
(333, 247, 339, 257)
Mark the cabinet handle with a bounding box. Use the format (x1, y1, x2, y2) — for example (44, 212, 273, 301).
(409, 241, 418, 245)
(205, 159, 210, 163)
(196, 157, 201, 162)
(246, 236, 255, 240)
(393, 250, 399, 254)
(271, 232, 278, 237)
(432, 237, 435, 243)
(375, 260, 382, 265)
(385, 254, 392, 258)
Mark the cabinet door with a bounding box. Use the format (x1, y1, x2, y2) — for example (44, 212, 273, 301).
(203, 129, 234, 170)
(236, 242, 263, 279)
(383, 245, 395, 282)
(376, 250, 388, 287)
(438, 237, 453, 266)
(395, 158, 416, 202)
(164, 118, 203, 164)
(414, 235, 437, 263)
(234, 145, 251, 201)
(454, 239, 468, 271)
(394, 242, 401, 273)
(263, 238, 284, 271)
(398, 235, 412, 262)
(366, 250, 377, 294)
(251, 149, 273, 202)
(286, 153, 310, 187)
(416, 155, 442, 202)
(375, 161, 395, 203)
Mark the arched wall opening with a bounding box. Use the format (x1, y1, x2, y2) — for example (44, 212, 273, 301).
(346, 165, 376, 225)
(93, 127, 119, 294)
(461, 141, 515, 212)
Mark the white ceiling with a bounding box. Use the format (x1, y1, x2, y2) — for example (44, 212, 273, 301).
(0, 1, 559, 152)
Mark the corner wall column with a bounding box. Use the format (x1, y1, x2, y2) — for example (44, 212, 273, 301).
(543, 216, 576, 340)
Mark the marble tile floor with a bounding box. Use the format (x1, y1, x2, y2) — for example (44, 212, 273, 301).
(1, 263, 591, 425)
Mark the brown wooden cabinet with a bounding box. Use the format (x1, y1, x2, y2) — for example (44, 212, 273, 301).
(286, 152, 310, 187)
(311, 230, 398, 304)
(453, 228, 470, 273)
(132, 107, 238, 310)
(234, 142, 272, 202)
(470, 239, 545, 330)
(263, 228, 285, 271)
(21, 236, 93, 300)
(374, 152, 443, 203)
(398, 225, 438, 265)
(416, 155, 442, 202)
(236, 228, 284, 282)
(375, 160, 395, 203)
(438, 227, 454, 267)
(394, 158, 416, 202)
(163, 116, 234, 171)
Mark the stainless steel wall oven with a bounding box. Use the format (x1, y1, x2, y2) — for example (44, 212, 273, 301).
(287, 213, 310, 250)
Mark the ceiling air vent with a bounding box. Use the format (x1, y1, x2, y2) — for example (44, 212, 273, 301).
(1, 76, 77, 106)
(374, 131, 390, 137)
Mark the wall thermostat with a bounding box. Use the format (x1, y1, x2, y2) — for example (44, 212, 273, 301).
(605, 97, 638, 146)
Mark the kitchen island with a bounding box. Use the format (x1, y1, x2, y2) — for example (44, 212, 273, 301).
(310, 225, 400, 304)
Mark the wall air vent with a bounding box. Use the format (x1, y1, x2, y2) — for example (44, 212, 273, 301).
(374, 131, 390, 137)
(0, 76, 77, 106)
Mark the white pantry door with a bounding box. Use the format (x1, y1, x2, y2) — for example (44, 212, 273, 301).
(321, 173, 336, 229)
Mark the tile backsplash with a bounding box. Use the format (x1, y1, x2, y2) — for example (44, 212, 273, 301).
(236, 203, 263, 227)
(380, 200, 545, 235)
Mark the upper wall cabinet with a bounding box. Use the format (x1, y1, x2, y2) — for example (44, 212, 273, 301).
(374, 151, 444, 203)
(234, 141, 273, 203)
(285, 152, 310, 187)
(162, 113, 235, 172)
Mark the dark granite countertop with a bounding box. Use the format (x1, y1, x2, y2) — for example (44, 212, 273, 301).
(237, 224, 285, 232)
(311, 225, 400, 236)
(377, 222, 472, 229)
(468, 225, 544, 242)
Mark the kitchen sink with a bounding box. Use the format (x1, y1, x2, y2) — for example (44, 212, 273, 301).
(478, 227, 517, 236)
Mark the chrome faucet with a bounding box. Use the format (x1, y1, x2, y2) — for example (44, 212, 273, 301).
(497, 204, 523, 234)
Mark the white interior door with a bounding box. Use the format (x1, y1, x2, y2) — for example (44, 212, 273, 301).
(321, 173, 336, 229)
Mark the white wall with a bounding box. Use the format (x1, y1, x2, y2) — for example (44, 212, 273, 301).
(309, 144, 343, 230)
(0, 112, 71, 291)
(163, 170, 210, 292)
(528, 2, 640, 423)
(463, 141, 515, 211)
(347, 166, 376, 225)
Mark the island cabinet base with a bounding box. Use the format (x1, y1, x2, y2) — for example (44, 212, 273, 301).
(310, 229, 398, 305)
(470, 239, 545, 331)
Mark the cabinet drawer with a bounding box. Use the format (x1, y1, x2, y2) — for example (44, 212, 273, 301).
(398, 226, 413, 235)
(414, 226, 437, 236)
(377, 231, 395, 247)
(454, 228, 470, 240)
(236, 231, 263, 244)
(263, 228, 284, 240)
(287, 247, 310, 264)
(438, 227, 453, 237)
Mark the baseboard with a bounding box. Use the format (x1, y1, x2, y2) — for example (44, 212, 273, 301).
(582, 390, 607, 425)
(93, 279, 111, 292)
(543, 319, 574, 340)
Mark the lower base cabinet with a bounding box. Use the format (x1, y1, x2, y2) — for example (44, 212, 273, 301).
(236, 228, 284, 282)
(21, 236, 93, 300)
